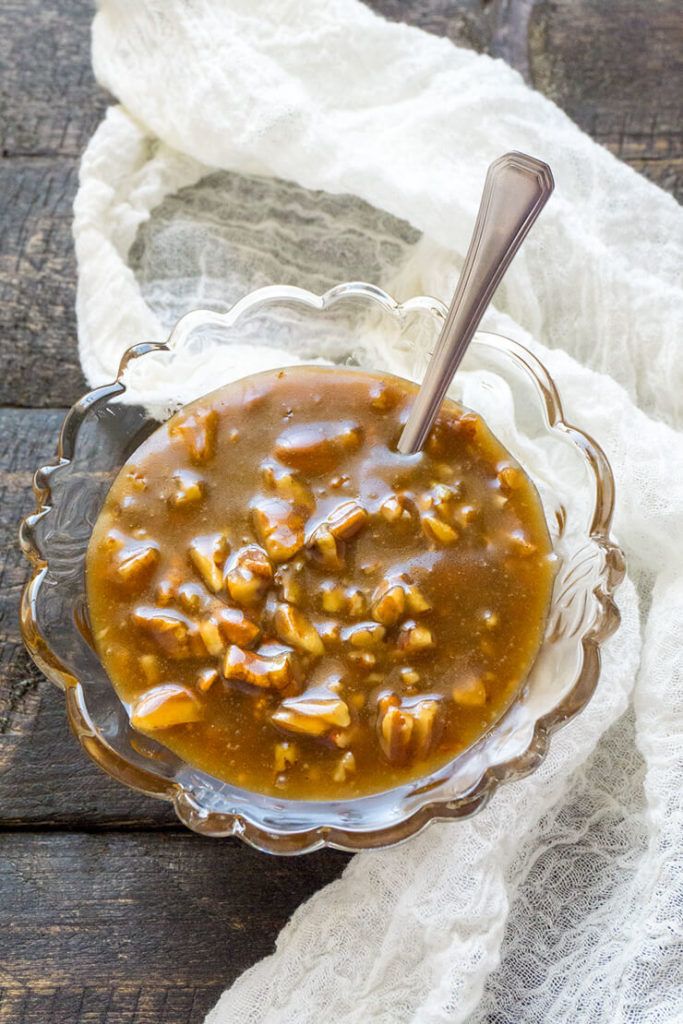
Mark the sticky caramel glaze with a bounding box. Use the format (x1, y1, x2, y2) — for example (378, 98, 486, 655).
(86, 366, 556, 798)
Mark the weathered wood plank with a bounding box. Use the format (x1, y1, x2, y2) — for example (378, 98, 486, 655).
(0, 0, 108, 159)
(0, 0, 105, 407)
(528, 0, 683, 200)
(0, 656, 177, 827)
(0, 830, 349, 1020)
(0, 408, 174, 825)
(0, 985, 217, 1024)
(1, 0, 681, 410)
(368, 0, 496, 52)
(0, 160, 87, 407)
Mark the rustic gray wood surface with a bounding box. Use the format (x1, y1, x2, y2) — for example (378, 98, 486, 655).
(0, 1, 680, 1021)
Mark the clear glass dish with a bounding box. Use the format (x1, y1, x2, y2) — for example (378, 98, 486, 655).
(19, 282, 624, 854)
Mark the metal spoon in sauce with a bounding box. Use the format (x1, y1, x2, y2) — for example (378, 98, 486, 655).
(397, 152, 554, 455)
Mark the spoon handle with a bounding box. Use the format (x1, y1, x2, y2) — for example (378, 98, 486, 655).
(397, 152, 554, 455)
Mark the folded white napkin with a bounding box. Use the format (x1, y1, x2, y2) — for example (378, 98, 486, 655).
(75, 2, 683, 1021)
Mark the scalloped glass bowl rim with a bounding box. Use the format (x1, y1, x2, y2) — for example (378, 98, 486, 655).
(19, 281, 624, 854)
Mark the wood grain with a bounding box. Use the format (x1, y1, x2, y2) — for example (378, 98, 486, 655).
(0, 0, 108, 159)
(1, 0, 681, 410)
(0, 160, 87, 407)
(369, 0, 496, 52)
(528, 0, 683, 199)
(0, 0, 105, 407)
(0, 831, 349, 1022)
(0, 986, 217, 1024)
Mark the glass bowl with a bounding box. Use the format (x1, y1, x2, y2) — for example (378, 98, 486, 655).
(19, 282, 624, 854)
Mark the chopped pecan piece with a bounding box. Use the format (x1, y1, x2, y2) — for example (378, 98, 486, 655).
(124, 467, 147, 492)
(371, 582, 406, 626)
(274, 741, 299, 773)
(506, 530, 537, 557)
(307, 525, 344, 571)
(130, 684, 203, 731)
(225, 545, 273, 605)
(330, 724, 359, 748)
(326, 500, 369, 541)
(379, 494, 406, 523)
(272, 695, 351, 737)
(332, 751, 356, 782)
(274, 420, 363, 475)
(274, 604, 324, 656)
(237, 545, 273, 578)
(320, 582, 346, 614)
(111, 538, 160, 590)
(452, 676, 487, 706)
(153, 557, 185, 606)
(252, 498, 305, 563)
(197, 667, 220, 692)
(431, 483, 461, 521)
(132, 606, 203, 659)
(404, 583, 431, 615)
(139, 653, 162, 685)
(422, 513, 458, 545)
(426, 411, 478, 454)
(343, 622, 386, 649)
(224, 645, 295, 691)
(411, 700, 441, 760)
(456, 504, 478, 527)
(433, 462, 455, 481)
(397, 621, 435, 655)
(199, 617, 225, 657)
(377, 695, 412, 764)
(275, 563, 304, 605)
(377, 695, 441, 765)
(348, 650, 377, 670)
(360, 560, 382, 576)
(320, 583, 365, 617)
(155, 578, 177, 606)
(497, 464, 522, 491)
(399, 667, 421, 688)
(262, 463, 315, 513)
(188, 533, 230, 593)
(169, 469, 205, 508)
(457, 412, 481, 439)
(369, 382, 400, 412)
(168, 407, 218, 464)
(346, 588, 366, 618)
(317, 619, 342, 648)
(177, 582, 210, 616)
(217, 606, 261, 647)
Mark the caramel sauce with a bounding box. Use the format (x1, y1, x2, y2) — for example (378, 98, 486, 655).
(86, 366, 555, 798)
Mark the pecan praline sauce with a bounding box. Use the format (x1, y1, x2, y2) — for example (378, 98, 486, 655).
(86, 366, 555, 798)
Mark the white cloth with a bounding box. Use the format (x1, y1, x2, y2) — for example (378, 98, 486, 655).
(75, 2, 683, 1021)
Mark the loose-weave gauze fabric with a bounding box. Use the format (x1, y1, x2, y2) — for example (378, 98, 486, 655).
(75, 2, 683, 1021)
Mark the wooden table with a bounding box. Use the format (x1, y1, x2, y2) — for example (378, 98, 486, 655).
(1, 2, 680, 1020)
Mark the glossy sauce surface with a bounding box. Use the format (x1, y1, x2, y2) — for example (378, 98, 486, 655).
(86, 366, 555, 798)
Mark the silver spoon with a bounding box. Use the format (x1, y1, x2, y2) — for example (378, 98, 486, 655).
(397, 151, 554, 455)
